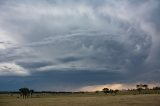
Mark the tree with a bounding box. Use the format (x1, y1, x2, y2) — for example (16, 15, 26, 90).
(137, 88, 143, 94)
(143, 84, 148, 89)
(30, 89, 34, 97)
(114, 89, 119, 95)
(19, 88, 30, 99)
(153, 86, 160, 90)
(136, 84, 148, 90)
(95, 91, 100, 93)
(109, 89, 114, 94)
(102, 88, 110, 94)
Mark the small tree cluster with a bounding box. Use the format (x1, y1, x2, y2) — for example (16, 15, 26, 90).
(136, 84, 148, 89)
(102, 88, 119, 95)
(19, 88, 34, 99)
(136, 84, 148, 94)
(153, 87, 160, 90)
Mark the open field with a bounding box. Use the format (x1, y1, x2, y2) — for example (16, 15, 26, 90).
(0, 94, 160, 106)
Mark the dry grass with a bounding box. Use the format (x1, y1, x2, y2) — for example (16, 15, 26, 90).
(0, 94, 160, 106)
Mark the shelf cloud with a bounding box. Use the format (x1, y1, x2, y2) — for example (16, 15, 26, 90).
(0, 0, 160, 91)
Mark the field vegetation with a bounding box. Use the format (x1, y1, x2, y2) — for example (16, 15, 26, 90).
(0, 93, 160, 106)
(0, 84, 160, 106)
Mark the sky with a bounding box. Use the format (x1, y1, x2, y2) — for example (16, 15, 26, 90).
(0, 0, 160, 91)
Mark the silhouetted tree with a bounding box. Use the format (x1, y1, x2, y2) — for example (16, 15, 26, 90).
(30, 89, 34, 97)
(143, 84, 148, 89)
(137, 88, 143, 94)
(153, 86, 160, 94)
(95, 91, 100, 93)
(19, 88, 30, 99)
(153, 86, 160, 90)
(136, 84, 148, 90)
(114, 89, 119, 95)
(109, 89, 114, 94)
(102, 88, 110, 94)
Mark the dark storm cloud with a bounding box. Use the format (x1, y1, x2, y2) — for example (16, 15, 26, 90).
(16, 61, 53, 69)
(57, 56, 83, 63)
(0, 0, 160, 90)
(0, 70, 125, 91)
(0, 70, 159, 91)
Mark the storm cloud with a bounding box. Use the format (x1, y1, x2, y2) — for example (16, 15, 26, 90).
(0, 0, 160, 91)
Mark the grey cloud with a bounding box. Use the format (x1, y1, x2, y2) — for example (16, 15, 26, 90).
(0, 70, 125, 91)
(57, 56, 83, 63)
(0, 69, 158, 91)
(0, 0, 160, 90)
(16, 60, 53, 69)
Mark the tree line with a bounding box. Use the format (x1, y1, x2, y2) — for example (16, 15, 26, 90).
(2, 84, 159, 99)
(102, 84, 160, 95)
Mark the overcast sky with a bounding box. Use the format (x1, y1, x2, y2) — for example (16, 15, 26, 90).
(0, 0, 160, 91)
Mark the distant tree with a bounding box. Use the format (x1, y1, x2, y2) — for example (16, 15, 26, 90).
(19, 88, 30, 99)
(153, 86, 160, 94)
(143, 84, 148, 89)
(30, 89, 34, 97)
(136, 84, 148, 90)
(136, 85, 140, 88)
(109, 89, 114, 94)
(102, 88, 110, 94)
(114, 89, 119, 95)
(95, 91, 100, 93)
(137, 88, 143, 94)
(153, 86, 160, 90)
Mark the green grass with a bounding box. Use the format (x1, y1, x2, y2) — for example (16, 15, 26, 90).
(0, 94, 160, 106)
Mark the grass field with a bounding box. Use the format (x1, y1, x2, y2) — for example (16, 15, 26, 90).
(0, 94, 160, 106)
